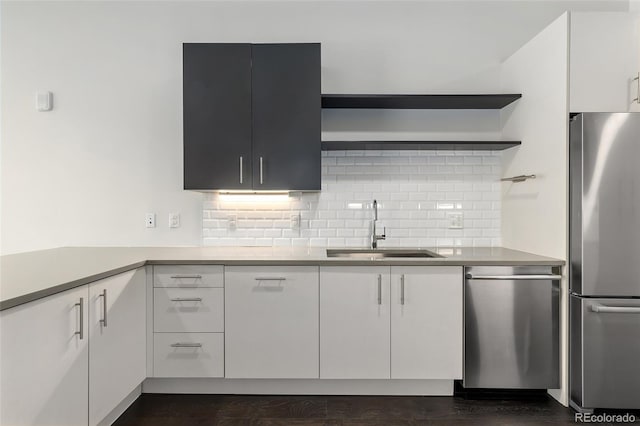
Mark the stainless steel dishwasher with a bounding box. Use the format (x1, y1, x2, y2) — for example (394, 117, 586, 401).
(463, 266, 561, 389)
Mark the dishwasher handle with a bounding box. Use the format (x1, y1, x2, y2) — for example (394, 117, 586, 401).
(465, 274, 562, 280)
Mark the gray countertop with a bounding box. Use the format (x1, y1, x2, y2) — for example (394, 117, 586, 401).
(0, 246, 563, 311)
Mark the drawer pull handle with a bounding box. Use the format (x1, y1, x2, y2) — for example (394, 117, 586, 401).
(254, 277, 286, 281)
(170, 343, 202, 348)
(170, 274, 202, 279)
(170, 298, 203, 302)
(377, 274, 382, 305)
(400, 274, 405, 305)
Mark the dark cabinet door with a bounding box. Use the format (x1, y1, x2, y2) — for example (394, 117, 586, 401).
(183, 44, 252, 190)
(251, 44, 321, 191)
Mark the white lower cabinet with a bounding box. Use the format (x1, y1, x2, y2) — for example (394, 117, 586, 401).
(154, 332, 224, 377)
(390, 266, 463, 379)
(89, 268, 146, 426)
(1, 261, 466, 425)
(153, 287, 224, 333)
(152, 265, 225, 378)
(320, 266, 463, 380)
(225, 266, 319, 378)
(0, 286, 89, 426)
(153, 265, 224, 288)
(0, 269, 147, 426)
(320, 266, 391, 379)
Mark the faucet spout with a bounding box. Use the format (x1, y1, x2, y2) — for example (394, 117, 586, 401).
(371, 199, 386, 249)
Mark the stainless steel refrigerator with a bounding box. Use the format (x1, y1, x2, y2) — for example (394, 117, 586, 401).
(570, 113, 640, 412)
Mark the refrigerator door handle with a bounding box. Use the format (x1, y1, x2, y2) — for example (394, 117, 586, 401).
(591, 303, 640, 314)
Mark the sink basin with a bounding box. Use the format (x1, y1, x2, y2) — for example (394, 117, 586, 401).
(326, 248, 443, 259)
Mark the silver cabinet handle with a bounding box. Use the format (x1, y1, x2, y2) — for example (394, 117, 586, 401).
(465, 274, 562, 280)
(259, 157, 264, 185)
(400, 274, 405, 305)
(170, 343, 202, 348)
(170, 274, 202, 279)
(377, 274, 382, 305)
(634, 72, 639, 104)
(170, 297, 202, 302)
(591, 304, 640, 314)
(74, 298, 84, 340)
(239, 156, 243, 184)
(99, 289, 107, 327)
(254, 277, 286, 281)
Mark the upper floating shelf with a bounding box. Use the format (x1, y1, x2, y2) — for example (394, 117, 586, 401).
(321, 140, 521, 151)
(321, 94, 522, 109)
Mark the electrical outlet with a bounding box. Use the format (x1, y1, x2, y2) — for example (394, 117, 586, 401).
(169, 213, 180, 228)
(290, 213, 301, 230)
(228, 214, 237, 230)
(448, 212, 463, 229)
(145, 213, 156, 228)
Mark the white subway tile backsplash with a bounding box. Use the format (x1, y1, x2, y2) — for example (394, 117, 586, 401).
(202, 150, 502, 248)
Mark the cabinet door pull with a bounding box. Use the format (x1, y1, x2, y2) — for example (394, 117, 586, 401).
(75, 298, 84, 340)
(378, 274, 382, 305)
(239, 156, 244, 184)
(170, 297, 203, 302)
(254, 277, 286, 281)
(99, 289, 107, 327)
(170, 274, 202, 279)
(170, 343, 202, 348)
(634, 72, 640, 104)
(259, 157, 264, 184)
(401, 274, 405, 305)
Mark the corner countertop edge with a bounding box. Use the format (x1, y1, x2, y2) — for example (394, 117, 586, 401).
(0, 246, 564, 312)
(0, 260, 147, 311)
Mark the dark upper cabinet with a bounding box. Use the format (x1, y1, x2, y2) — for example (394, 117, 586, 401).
(183, 44, 253, 190)
(251, 44, 321, 191)
(183, 43, 320, 191)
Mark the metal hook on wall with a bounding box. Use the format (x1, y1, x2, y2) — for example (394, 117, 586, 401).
(500, 174, 536, 183)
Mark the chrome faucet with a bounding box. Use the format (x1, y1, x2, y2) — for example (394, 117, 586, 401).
(371, 200, 386, 249)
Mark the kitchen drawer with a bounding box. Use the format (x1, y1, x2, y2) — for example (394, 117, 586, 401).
(154, 288, 224, 333)
(153, 265, 223, 288)
(575, 297, 640, 409)
(153, 333, 224, 378)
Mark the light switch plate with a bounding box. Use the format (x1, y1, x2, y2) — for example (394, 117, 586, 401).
(36, 91, 53, 111)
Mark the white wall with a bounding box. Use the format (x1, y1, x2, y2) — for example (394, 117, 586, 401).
(500, 13, 570, 405)
(0, 0, 628, 255)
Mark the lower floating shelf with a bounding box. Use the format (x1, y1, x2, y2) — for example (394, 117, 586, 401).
(321, 140, 521, 151)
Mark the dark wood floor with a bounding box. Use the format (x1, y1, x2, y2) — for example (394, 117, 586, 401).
(111, 393, 618, 425)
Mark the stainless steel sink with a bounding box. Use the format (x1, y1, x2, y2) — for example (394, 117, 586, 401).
(326, 248, 443, 259)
